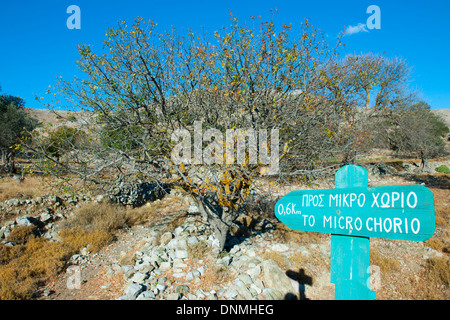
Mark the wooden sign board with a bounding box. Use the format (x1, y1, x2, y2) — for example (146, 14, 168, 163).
(274, 165, 436, 300)
(275, 185, 435, 241)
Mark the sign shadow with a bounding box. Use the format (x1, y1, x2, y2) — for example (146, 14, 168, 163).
(285, 268, 313, 300)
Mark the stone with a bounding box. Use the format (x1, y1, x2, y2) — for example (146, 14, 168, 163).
(262, 288, 285, 300)
(174, 226, 186, 236)
(237, 274, 253, 286)
(187, 236, 199, 247)
(40, 211, 54, 224)
(6, 199, 20, 207)
(175, 285, 190, 295)
(159, 232, 173, 246)
(130, 272, 149, 284)
(95, 195, 106, 203)
(208, 235, 220, 249)
(262, 259, 296, 298)
(230, 245, 241, 255)
(175, 249, 189, 259)
(49, 195, 63, 205)
(156, 284, 167, 293)
(206, 292, 218, 300)
(172, 272, 186, 278)
(137, 290, 156, 300)
(224, 287, 239, 299)
(197, 265, 205, 276)
(247, 265, 261, 277)
(234, 280, 254, 300)
(121, 265, 136, 279)
(271, 243, 289, 252)
(166, 292, 181, 300)
(125, 283, 145, 300)
(16, 215, 33, 227)
(159, 261, 171, 272)
(173, 259, 188, 269)
(194, 289, 206, 300)
(107, 181, 169, 207)
(186, 270, 201, 281)
(250, 283, 263, 295)
(135, 261, 154, 274)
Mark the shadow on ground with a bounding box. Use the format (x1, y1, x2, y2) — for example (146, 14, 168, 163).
(285, 268, 313, 300)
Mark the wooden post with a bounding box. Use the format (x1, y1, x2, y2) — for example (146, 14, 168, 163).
(331, 165, 376, 300)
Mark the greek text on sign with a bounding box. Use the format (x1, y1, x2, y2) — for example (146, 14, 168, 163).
(275, 185, 435, 241)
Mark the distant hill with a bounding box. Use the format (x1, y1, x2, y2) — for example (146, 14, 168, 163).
(431, 109, 450, 127)
(24, 107, 450, 129)
(23, 108, 82, 127)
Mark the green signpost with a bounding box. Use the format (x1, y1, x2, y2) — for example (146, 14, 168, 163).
(275, 165, 436, 300)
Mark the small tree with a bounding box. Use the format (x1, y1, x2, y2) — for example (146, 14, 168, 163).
(32, 16, 362, 249)
(387, 101, 448, 170)
(0, 90, 37, 173)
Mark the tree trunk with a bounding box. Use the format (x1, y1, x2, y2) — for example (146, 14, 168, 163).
(2, 149, 16, 173)
(195, 198, 238, 251)
(420, 151, 429, 172)
(211, 218, 229, 251)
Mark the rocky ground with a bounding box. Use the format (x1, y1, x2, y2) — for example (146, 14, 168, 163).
(0, 160, 449, 300)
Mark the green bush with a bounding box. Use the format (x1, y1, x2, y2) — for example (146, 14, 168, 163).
(435, 165, 450, 174)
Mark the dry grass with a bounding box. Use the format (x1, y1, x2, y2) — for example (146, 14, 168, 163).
(397, 257, 450, 300)
(0, 176, 50, 202)
(60, 200, 169, 232)
(0, 194, 188, 299)
(60, 202, 129, 232)
(0, 237, 73, 300)
(273, 223, 324, 244)
(0, 201, 128, 300)
(0, 226, 114, 300)
(424, 238, 446, 252)
(6, 225, 37, 244)
(201, 265, 230, 289)
(430, 188, 450, 227)
(59, 227, 114, 253)
(187, 240, 209, 261)
(370, 247, 401, 274)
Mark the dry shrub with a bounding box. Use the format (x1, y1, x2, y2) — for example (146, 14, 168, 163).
(6, 225, 37, 244)
(59, 226, 113, 253)
(424, 238, 446, 252)
(0, 225, 113, 299)
(0, 238, 72, 300)
(273, 223, 323, 244)
(0, 226, 113, 300)
(188, 241, 209, 261)
(424, 257, 450, 287)
(164, 212, 188, 232)
(62, 199, 176, 233)
(125, 204, 161, 226)
(429, 188, 449, 227)
(261, 250, 289, 269)
(410, 257, 450, 300)
(61, 202, 128, 233)
(201, 265, 230, 289)
(370, 248, 401, 274)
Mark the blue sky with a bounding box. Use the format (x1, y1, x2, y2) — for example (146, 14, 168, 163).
(0, 0, 449, 109)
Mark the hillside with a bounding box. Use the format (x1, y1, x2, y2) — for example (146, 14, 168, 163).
(0, 107, 448, 301)
(432, 109, 450, 127)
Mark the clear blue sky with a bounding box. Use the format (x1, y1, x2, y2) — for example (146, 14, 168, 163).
(0, 0, 449, 109)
